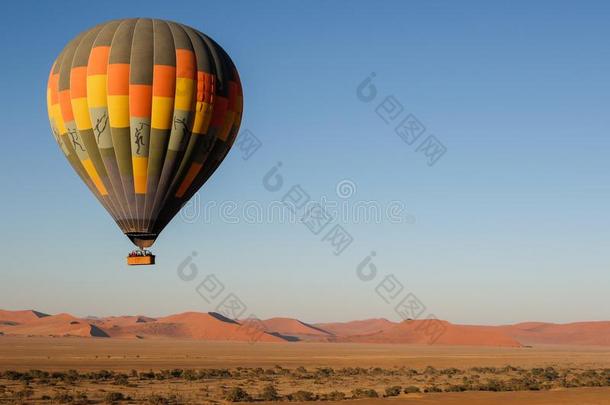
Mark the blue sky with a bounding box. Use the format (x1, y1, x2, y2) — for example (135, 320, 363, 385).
(0, 0, 608, 324)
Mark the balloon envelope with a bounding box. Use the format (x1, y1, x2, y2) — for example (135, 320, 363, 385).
(47, 19, 243, 249)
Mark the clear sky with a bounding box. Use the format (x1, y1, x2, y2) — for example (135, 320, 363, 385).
(0, 0, 608, 324)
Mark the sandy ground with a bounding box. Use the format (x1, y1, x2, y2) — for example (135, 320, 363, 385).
(283, 388, 610, 405)
(1, 336, 609, 371)
(0, 337, 609, 404)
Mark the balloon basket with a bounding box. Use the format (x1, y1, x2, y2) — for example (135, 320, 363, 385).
(127, 255, 155, 266)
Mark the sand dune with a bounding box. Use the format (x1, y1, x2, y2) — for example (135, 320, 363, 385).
(0, 309, 608, 347)
(260, 317, 333, 341)
(502, 321, 610, 346)
(336, 320, 523, 347)
(89, 315, 157, 337)
(148, 312, 287, 342)
(0, 311, 286, 342)
(86, 312, 288, 342)
(0, 313, 108, 338)
(94, 315, 157, 327)
(316, 318, 395, 336)
(0, 309, 48, 325)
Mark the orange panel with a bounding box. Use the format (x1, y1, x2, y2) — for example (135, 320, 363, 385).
(196, 71, 205, 102)
(206, 74, 215, 103)
(176, 49, 195, 78)
(152, 65, 176, 97)
(70, 67, 88, 98)
(48, 74, 59, 104)
(59, 90, 74, 122)
(88, 46, 110, 75)
(129, 84, 152, 117)
(107, 64, 130, 95)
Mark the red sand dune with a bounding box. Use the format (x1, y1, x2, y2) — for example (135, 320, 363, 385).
(90, 312, 285, 341)
(138, 312, 287, 342)
(337, 320, 523, 347)
(92, 315, 156, 329)
(89, 316, 158, 339)
(0, 309, 608, 347)
(502, 321, 610, 346)
(316, 318, 396, 337)
(260, 317, 333, 341)
(103, 315, 156, 324)
(0, 309, 48, 325)
(0, 313, 108, 338)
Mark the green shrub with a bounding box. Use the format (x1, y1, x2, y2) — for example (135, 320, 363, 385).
(15, 388, 34, 399)
(323, 391, 345, 400)
(351, 388, 378, 398)
(543, 367, 559, 381)
(147, 394, 167, 405)
(114, 374, 129, 386)
(260, 384, 279, 401)
(440, 367, 462, 376)
(444, 384, 467, 392)
(170, 369, 183, 378)
(139, 370, 155, 380)
(404, 385, 421, 394)
(92, 370, 113, 380)
(104, 391, 125, 403)
(147, 394, 182, 405)
(315, 367, 334, 377)
(53, 392, 74, 403)
(527, 383, 541, 391)
(385, 385, 402, 396)
(4, 370, 23, 380)
(424, 366, 438, 375)
(288, 390, 316, 401)
(225, 387, 252, 402)
(27, 369, 49, 379)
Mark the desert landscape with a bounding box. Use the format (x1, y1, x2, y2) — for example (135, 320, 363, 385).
(2, 0, 608, 403)
(3, 309, 610, 346)
(0, 309, 609, 404)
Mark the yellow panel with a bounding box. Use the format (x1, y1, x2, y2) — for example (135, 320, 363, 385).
(191, 102, 212, 135)
(82, 159, 108, 195)
(151, 96, 174, 130)
(52, 104, 66, 134)
(108, 95, 130, 128)
(132, 156, 148, 194)
(174, 78, 194, 111)
(71, 97, 92, 130)
(47, 91, 57, 129)
(87, 75, 107, 107)
(192, 102, 205, 134)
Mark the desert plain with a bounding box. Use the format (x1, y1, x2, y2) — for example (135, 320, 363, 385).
(0, 309, 609, 404)
(0, 338, 609, 404)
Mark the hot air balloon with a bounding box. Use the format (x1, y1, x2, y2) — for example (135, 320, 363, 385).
(46, 19, 243, 265)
